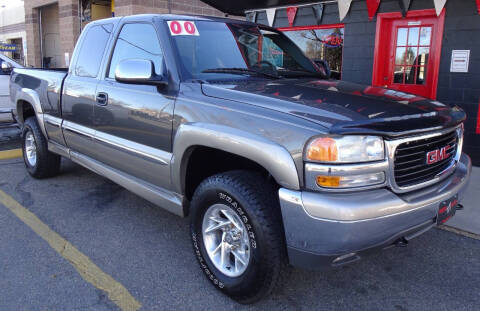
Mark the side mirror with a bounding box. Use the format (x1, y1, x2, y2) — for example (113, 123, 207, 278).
(1, 62, 13, 74)
(313, 59, 331, 79)
(115, 59, 167, 86)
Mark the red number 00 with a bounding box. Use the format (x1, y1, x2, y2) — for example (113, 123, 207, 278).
(184, 21, 196, 34)
(170, 21, 182, 34)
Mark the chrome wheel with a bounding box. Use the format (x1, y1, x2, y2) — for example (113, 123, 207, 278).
(202, 203, 251, 277)
(24, 131, 37, 167)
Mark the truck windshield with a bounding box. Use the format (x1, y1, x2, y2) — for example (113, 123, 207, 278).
(169, 21, 325, 81)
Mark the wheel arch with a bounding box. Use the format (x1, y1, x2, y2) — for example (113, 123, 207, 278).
(172, 123, 300, 200)
(15, 88, 47, 137)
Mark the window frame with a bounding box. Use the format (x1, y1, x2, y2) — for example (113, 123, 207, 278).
(277, 23, 345, 77)
(103, 21, 166, 81)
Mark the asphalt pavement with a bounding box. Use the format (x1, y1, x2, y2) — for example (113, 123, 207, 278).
(0, 156, 479, 310)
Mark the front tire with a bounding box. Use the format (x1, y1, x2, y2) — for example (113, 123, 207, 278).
(22, 117, 61, 178)
(190, 171, 286, 303)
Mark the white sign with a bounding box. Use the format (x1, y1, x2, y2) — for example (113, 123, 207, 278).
(450, 50, 470, 73)
(167, 21, 199, 36)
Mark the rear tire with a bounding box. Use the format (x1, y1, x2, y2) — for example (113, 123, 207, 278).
(22, 117, 61, 178)
(190, 170, 286, 303)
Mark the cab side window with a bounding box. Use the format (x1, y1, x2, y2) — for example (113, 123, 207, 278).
(75, 24, 113, 77)
(108, 23, 164, 79)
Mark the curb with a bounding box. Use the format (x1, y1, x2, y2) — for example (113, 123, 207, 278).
(438, 225, 480, 241)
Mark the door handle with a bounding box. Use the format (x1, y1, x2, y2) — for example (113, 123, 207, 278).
(96, 92, 108, 106)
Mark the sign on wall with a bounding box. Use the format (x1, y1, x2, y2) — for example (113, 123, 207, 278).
(450, 50, 470, 73)
(0, 43, 17, 52)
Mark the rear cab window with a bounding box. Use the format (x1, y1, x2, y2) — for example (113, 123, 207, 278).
(75, 24, 113, 78)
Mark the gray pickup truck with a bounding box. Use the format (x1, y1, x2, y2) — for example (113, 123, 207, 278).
(10, 14, 471, 303)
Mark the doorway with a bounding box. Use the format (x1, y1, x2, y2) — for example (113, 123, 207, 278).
(40, 4, 61, 68)
(372, 9, 445, 99)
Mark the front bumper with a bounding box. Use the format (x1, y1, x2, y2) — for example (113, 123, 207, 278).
(279, 153, 472, 269)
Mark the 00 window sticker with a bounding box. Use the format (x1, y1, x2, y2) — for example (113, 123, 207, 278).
(167, 20, 200, 36)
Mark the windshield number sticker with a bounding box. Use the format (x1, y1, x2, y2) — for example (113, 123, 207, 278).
(167, 21, 199, 36)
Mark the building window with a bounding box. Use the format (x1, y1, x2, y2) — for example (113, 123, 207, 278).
(393, 26, 432, 85)
(279, 25, 344, 79)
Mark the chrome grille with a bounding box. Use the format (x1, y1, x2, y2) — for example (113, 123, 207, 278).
(393, 130, 458, 187)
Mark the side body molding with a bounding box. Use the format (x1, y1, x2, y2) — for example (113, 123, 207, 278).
(15, 88, 47, 137)
(171, 123, 300, 194)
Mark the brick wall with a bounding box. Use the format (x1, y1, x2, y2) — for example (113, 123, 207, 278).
(436, 1, 480, 162)
(114, 0, 226, 17)
(340, 0, 480, 163)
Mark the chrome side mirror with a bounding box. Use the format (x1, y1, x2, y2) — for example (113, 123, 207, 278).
(115, 59, 167, 86)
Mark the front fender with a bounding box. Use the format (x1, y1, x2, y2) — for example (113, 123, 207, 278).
(171, 123, 300, 194)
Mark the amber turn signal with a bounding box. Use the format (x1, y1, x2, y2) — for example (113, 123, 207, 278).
(316, 175, 341, 187)
(306, 137, 338, 162)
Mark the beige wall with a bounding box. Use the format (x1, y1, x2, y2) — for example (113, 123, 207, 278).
(0, 2, 27, 64)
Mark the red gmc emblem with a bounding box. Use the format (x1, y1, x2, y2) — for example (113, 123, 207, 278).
(426, 145, 450, 165)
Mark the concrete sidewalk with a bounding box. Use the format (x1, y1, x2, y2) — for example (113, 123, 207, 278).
(445, 165, 480, 236)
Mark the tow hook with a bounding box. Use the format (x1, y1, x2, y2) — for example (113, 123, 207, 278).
(394, 237, 409, 248)
(455, 204, 464, 211)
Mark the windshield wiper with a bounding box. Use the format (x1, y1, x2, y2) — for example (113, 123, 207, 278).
(202, 67, 280, 79)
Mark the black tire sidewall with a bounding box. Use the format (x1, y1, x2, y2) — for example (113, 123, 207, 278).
(21, 117, 60, 178)
(191, 181, 269, 297)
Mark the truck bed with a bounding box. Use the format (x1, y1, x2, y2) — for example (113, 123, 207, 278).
(10, 68, 68, 118)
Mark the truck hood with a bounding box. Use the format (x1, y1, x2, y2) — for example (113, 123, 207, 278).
(201, 79, 466, 138)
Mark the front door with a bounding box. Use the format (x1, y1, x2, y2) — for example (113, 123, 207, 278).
(62, 23, 113, 158)
(372, 9, 445, 99)
(94, 22, 174, 190)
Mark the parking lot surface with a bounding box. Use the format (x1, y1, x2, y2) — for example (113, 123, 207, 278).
(0, 155, 479, 310)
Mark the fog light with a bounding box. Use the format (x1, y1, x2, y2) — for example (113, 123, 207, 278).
(316, 172, 385, 188)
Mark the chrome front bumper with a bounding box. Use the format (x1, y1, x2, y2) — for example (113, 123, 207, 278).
(279, 153, 472, 269)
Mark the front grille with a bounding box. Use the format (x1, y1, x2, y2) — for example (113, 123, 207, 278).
(394, 130, 458, 188)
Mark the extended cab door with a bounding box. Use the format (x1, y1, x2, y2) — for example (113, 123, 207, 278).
(62, 23, 113, 157)
(93, 22, 174, 189)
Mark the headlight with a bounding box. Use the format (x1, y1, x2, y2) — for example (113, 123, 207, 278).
(305, 135, 385, 163)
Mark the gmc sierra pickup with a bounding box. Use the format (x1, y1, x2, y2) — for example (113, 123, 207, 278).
(10, 14, 471, 303)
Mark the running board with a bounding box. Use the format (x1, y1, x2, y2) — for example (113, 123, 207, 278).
(69, 150, 186, 217)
